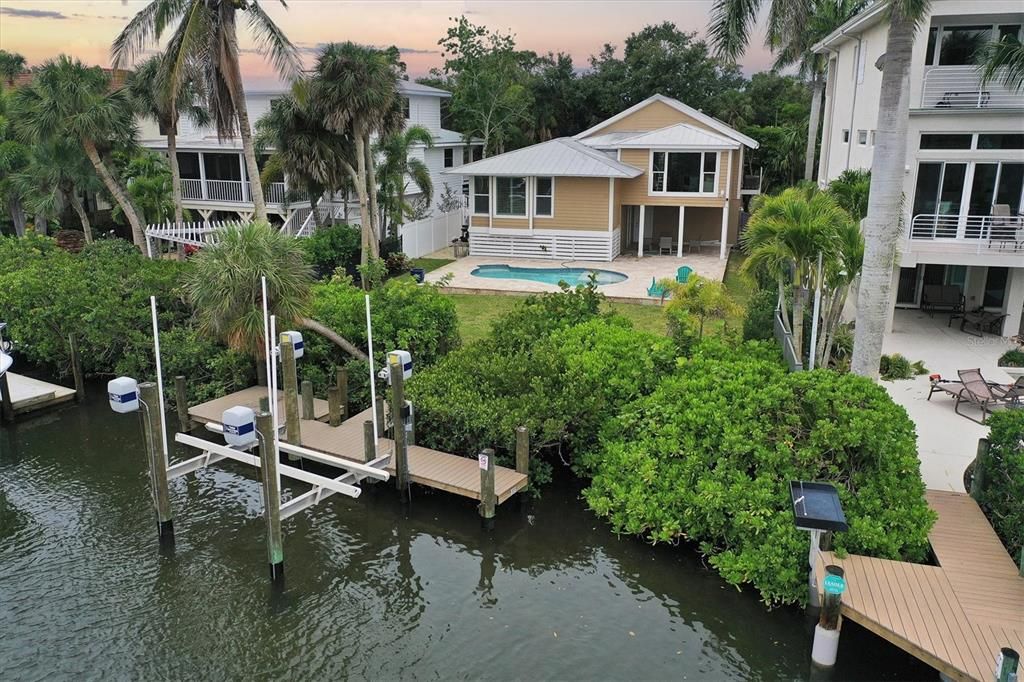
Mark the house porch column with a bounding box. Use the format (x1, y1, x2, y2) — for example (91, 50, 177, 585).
(1002, 266, 1024, 338)
(637, 204, 646, 258)
(677, 206, 685, 258)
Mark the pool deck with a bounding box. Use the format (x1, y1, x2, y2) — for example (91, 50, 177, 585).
(425, 254, 728, 301)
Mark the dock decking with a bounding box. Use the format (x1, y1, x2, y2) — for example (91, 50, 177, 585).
(5, 373, 76, 414)
(817, 490, 1023, 681)
(188, 389, 528, 505)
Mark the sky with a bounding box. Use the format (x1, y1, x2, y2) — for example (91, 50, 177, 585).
(0, 0, 775, 88)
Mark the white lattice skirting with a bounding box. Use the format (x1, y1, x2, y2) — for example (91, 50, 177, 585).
(470, 229, 621, 262)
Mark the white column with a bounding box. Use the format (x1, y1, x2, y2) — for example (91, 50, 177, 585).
(528, 177, 534, 231)
(1002, 266, 1024, 338)
(198, 152, 208, 200)
(677, 206, 685, 258)
(637, 204, 646, 258)
(607, 178, 614, 232)
(720, 150, 732, 260)
(239, 154, 249, 203)
(488, 176, 494, 231)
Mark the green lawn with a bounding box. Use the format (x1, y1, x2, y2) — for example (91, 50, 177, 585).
(449, 293, 668, 344)
(722, 251, 754, 307)
(410, 257, 455, 273)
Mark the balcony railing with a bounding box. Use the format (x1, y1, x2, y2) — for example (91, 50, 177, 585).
(178, 179, 307, 205)
(910, 213, 1024, 252)
(920, 66, 1023, 109)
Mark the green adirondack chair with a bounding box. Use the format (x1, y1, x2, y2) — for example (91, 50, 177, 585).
(676, 266, 693, 284)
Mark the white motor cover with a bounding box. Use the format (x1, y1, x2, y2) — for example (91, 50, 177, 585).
(108, 377, 140, 413)
(223, 405, 257, 447)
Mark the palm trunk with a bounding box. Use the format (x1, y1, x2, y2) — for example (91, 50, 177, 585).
(83, 139, 146, 251)
(8, 197, 26, 236)
(851, 11, 916, 379)
(815, 287, 843, 367)
(792, 284, 807, 360)
(224, 22, 267, 223)
(353, 136, 373, 266)
(804, 74, 824, 181)
(299, 317, 369, 362)
(167, 117, 184, 227)
(365, 134, 381, 245)
(67, 190, 93, 243)
(776, 277, 792, 334)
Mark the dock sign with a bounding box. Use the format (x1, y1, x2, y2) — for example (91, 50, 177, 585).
(823, 574, 846, 595)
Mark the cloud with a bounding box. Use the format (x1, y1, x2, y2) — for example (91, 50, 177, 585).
(71, 13, 131, 20)
(288, 42, 438, 56)
(0, 7, 67, 19)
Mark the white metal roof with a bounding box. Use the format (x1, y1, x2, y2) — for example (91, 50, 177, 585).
(441, 138, 643, 178)
(578, 131, 646, 148)
(398, 80, 452, 98)
(586, 123, 740, 150)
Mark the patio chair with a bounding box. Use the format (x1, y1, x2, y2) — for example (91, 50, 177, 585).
(922, 284, 964, 318)
(647, 276, 668, 299)
(988, 204, 1017, 250)
(659, 236, 673, 255)
(927, 368, 1008, 424)
(993, 376, 1024, 406)
(676, 266, 693, 284)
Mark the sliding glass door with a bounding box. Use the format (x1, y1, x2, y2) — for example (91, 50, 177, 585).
(912, 162, 967, 237)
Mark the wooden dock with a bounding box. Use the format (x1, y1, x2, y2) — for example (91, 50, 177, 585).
(188, 389, 528, 505)
(817, 490, 1023, 681)
(5, 372, 76, 415)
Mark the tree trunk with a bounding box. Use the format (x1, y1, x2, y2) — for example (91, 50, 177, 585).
(354, 135, 373, 266)
(224, 22, 267, 223)
(776, 277, 792, 334)
(365, 133, 381, 246)
(67, 189, 93, 243)
(816, 287, 843, 367)
(167, 116, 184, 227)
(851, 11, 916, 379)
(34, 211, 47, 236)
(792, 285, 807, 360)
(804, 74, 824, 182)
(83, 138, 146, 251)
(299, 317, 369, 362)
(8, 197, 26, 236)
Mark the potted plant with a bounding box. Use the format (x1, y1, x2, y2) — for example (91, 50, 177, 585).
(997, 348, 1024, 381)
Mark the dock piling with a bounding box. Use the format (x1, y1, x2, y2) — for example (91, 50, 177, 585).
(811, 565, 844, 667)
(68, 334, 85, 402)
(389, 356, 409, 500)
(0, 372, 14, 423)
(363, 420, 376, 463)
(479, 447, 496, 527)
(139, 381, 174, 543)
(174, 375, 190, 431)
(301, 380, 314, 420)
(515, 426, 529, 477)
(256, 410, 284, 584)
(336, 367, 349, 420)
(328, 386, 342, 427)
(374, 381, 386, 438)
(280, 334, 301, 448)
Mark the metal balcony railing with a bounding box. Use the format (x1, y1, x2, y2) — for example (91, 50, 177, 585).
(920, 66, 1023, 109)
(910, 213, 1024, 252)
(177, 179, 307, 205)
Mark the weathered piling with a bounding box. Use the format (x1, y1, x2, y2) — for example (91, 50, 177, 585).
(68, 334, 85, 402)
(374, 381, 386, 438)
(389, 355, 409, 500)
(515, 426, 529, 477)
(174, 375, 190, 431)
(280, 333, 300, 447)
(0, 372, 14, 423)
(139, 381, 174, 543)
(256, 410, 284, 584)
(328, 386, 342, 427)
(479, 447, 496, 527)
(336, 367, 349, 420)
(301, 380, 314, 420)
(970, 438, 989, 500)
(363, 420, 376, 463)
(811, 565, 846, 667)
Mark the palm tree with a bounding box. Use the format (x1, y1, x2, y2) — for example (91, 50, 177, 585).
(12, 139, 103, 242)
(741, 187, 847, 360)
(827, 168, 871, 220)
(814, 217, 863, 367)
(662, 275, 741, 340)
(375, 125, 434, 236)
(0, 50, 26, 88)
(0, 87, 29, 235)
(125, 55, 209, 228)
(184, 222, 367, 379)
(111, 0, 301, 223)
(306, 42, 405, 264)
(13, 56, 147, 249)
(980, 34, 1024, 93)
(767, 0, 867, 181)
(712, 0, 931, 379)
(114, 151, 179, 226)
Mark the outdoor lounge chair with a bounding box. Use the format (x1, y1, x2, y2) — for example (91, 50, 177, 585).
(647, 276, 668, 299)
(921, 284, 964, 317)
(676, 266, 692, 284)
(927, 368, 1010, 424)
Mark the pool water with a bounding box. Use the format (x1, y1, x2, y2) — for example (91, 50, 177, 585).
(471, 264, 628, 286)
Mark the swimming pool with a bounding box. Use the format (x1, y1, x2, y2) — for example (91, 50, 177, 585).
(471, 264, 628, 286)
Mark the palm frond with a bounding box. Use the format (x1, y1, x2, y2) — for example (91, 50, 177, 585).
(111, 0, 190, 69)
(708, 0, 763, 60)
(979, 36, 1024, 92)
(246, 1, 301, 82)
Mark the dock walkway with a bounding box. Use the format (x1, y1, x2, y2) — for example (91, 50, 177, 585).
(188, 385, 329, 424)
(817, 490, 1023, 681)
(5, 372, 76, 415)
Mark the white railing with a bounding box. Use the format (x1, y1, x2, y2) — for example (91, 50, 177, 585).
(920, 66, 1023, 109)
(910, 213, 1024, 252)
(181, 178, 204, 200)
(206, 179, 245, 202)
(144, 220, 241, 253)
(179, 179, 308, 206)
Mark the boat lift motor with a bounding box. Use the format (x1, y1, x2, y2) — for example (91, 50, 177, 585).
(222, 406, 257, 448)
(279, 331, 304, 359)
(107, 376, 140, 413)
(377, 350, 413, 384)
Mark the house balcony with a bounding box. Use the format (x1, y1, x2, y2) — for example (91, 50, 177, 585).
(179, 179, 308, 206)
(905, 213, 1023, 266)
(919, 66, 1023, 110)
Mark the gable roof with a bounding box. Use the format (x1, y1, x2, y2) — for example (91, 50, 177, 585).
(573, 94, 759, 149)
(586, 123, 741, 150)
(812, 1, 889, 53)
(442, 137, 643, 178)
(399, 80, 452, 98)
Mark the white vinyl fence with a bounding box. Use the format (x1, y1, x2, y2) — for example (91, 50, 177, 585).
(398, 209, 464, 258)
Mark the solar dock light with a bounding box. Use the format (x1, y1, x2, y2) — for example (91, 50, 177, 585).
(790, 480, 848, 669)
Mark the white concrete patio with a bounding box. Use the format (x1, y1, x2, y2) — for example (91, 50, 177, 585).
(882, 308, 1017, 493)
(424, 254, 728, 301)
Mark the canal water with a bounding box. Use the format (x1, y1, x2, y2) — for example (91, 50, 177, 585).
(1, 388, 933, 680)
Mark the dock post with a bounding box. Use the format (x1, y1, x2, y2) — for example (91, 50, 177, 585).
(0, 372, 14, 423)
(68, 334, 85, 402)
(280, 334, 301, 449)
(174, 375, 190, 431)
(811, 565, 844, 667)
(300, 380, 314, 420)
(328, 386, 342, 427)
(479, 448, 496, 528)
(515, 426, 529, 477)
(256, 410, 284, 584)
(969, 438, 990, 500)
(363, 420, 376, 463)
(389, 355, 409, 501)
(139, 381, 174, 544)
(374, 380, 386, 438)
(336, 367, 349, 420)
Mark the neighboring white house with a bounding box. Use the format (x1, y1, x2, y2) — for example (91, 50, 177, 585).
(137, 80, 481, 229)
(814, 0, 1024, 337)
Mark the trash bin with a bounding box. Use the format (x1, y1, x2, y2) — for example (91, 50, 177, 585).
(410, 267, 425, 284)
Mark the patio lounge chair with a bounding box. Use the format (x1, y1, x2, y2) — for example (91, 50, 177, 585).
(676, 266, 692, 284)
(922, 284, 964, 318)
(994, 376, 1024, 406)
(647, 276, 668, 299)
(927, 368, 1009, 424)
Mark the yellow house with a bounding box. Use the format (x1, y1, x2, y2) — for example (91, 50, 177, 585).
(444, 94, 760, 262)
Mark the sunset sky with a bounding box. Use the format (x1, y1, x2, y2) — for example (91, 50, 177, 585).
(0, 0, 775, 87)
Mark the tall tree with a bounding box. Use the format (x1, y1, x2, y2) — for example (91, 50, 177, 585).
(767, 0, 867, 181)
(0, 50, 26, 88)
(374, 125, 434, 235)
(114, 150, 179, 226)
(711, 0, 932, 379)
(124, 55, 209, 228)
(111, 0, 300, 223)
(13, 56, 146, 249)
(12, 139, 102, 242)
(0, 87, 29, 235)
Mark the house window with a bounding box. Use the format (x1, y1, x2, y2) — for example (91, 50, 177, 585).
(473, 146, 483, 161)
(535, 177, 553, 217)
(938, 25, 990, 66)
(472, 176, 489, 215)
(402, 97, 410, 119)
(444, 148, 454, 168)
(870, 130, 876, 146)
(858, 130, 868, 146)
(856, 40, 867, 84)
(651, 151, 718, 194)
(842, 129, 850, 144)
(978, 133, 1024, 150)
(495, 177, 527, 216)
(920, 133, 973, 149)
(463, 147, 470, 164)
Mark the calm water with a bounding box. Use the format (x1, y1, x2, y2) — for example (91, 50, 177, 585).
(0, 386, 933, 680)
(471, 264, 628, 286)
